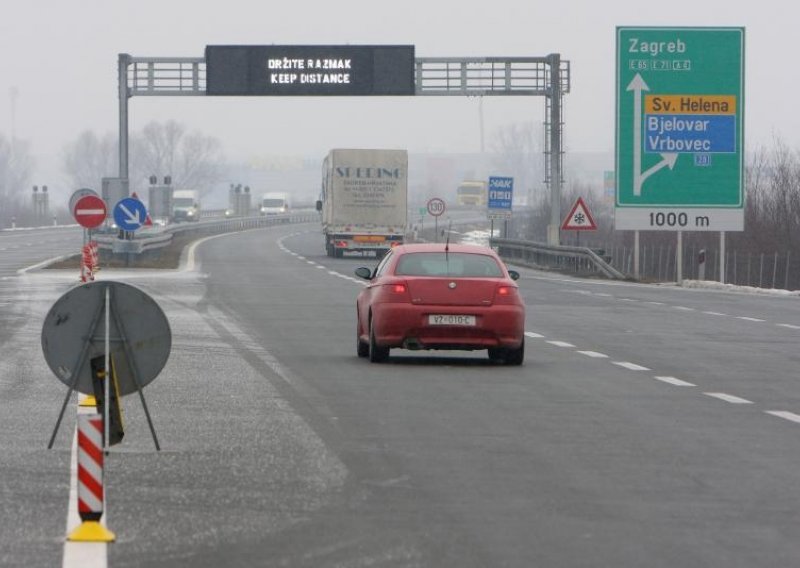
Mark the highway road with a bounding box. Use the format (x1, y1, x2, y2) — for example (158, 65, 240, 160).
(2, 221, 800, 567)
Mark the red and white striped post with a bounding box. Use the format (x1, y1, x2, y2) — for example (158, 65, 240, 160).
(67, 414, 115, 542)
(90, 241, 99, 273)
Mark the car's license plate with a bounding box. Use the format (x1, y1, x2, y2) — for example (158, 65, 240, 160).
(428, 314, 476, 326)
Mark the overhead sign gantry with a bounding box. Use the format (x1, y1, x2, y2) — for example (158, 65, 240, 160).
(116, 45, 570, 243)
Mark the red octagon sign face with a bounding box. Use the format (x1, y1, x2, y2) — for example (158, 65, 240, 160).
(73, 195, 107, 229)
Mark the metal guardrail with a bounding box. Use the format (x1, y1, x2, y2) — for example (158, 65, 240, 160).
(491, 238, 627, 280)
(94, 212, 319, 255)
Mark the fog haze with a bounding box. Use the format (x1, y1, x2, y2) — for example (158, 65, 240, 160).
(1, 0, 794, 199)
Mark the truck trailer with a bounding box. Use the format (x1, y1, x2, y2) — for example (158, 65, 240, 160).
(317, 149, 408, 258)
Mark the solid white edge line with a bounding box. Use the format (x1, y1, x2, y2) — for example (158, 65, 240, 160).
(777, 323, 800, 330)
(612, 361, 651, 371)
(703, 311, 727, 316)
(654, 376, 696, 387)
(524, 332, 544, 338)
(703, 392, 753, 404)
(17, 254, 75, 274)
(736, 316, 765, 322)
(765, 411, 800, 424)
(577, 350, 609, 358)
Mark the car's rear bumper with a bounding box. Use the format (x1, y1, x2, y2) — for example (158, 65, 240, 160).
(374, 303, 524, 350)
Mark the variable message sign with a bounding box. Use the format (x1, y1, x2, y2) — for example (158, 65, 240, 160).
(488, 176, 513, 220)
(615, 27, 744, 231)
(206, 45, 415, 96)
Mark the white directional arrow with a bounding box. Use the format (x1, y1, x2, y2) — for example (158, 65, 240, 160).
(627, 73, 679, 196)
(119, 202, 142, 226)
(640, 152, 678, 188)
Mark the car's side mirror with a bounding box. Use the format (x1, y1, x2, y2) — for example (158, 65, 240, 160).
(354, 267, 373, 280)
(508, 270, 520, 281)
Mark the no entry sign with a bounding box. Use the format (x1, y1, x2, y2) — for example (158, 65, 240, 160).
(73, 195, 107, 229)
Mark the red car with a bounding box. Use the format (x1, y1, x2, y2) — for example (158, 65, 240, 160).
(355, 243, 525, 364)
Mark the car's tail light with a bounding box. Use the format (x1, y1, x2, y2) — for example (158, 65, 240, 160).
(494, 284, 520, 303)
(379, 279, 410, 303)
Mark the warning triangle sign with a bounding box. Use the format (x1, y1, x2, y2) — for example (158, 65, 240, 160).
(130, 192, 153, 227)
(561, 197, 597, 231)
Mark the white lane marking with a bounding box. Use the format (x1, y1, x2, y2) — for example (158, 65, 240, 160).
(524, 332, 545, 338)
(765, 411, 800, 424)
(703, 311, 727, 316)
(546, 340, 575, 348)
(619, 298, 638, 302)
(777, 323, 800, 330)
(577, 350, 609, 358)
(328, 271, 339, 276)
(673, 306, 695, 311)
(704, 392, 753, 404)
(297, 256, 306, 260)
(736, 316, 765, 322)
(654, 376, 696, 387)
(316, 265, 325, 269)
(306, 261, 316, 265)
(612, 361, 650, 371)
(595, 293, 612, 297)
(646, 301, 665, 305)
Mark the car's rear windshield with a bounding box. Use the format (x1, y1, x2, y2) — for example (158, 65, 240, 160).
(395, 252, 504, 277)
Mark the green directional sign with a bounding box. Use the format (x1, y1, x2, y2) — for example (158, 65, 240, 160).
(615, 27, 744, 231)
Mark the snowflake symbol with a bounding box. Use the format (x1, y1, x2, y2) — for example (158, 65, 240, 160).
(574, 212, 586, 224)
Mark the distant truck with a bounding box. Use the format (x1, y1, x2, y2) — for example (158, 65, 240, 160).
(456, 180, 487, 207)
(172, 190, 201, 222)
(260, 192, 291, 215)
(317, 149, 408, 258)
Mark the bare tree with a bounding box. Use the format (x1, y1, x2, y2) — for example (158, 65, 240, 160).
(0, 134, 35, 224)
(489, 121, 544, 206)
(61, 130, 117, 189)
(130, 120, 225, 197)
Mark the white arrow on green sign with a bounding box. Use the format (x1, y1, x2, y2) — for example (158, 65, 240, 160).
(615, 27, 745, 231)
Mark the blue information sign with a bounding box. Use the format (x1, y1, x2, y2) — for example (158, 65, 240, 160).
(488, 176, 514, 213)
(113, 197, 148, 231)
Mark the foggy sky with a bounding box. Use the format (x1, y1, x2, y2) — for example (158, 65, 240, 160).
(0, 0, 793, 199)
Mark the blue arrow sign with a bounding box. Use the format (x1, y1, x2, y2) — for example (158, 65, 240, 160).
(113, 197, 148, 231)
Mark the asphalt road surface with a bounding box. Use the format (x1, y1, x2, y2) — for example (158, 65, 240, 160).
(2, 222, 800, 567)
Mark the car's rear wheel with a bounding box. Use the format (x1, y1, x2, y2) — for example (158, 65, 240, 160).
(357, 317, 369, 358)
(369, 317, 389, 363)
(487, 347, 504, 363)
(504, 338, 525, 366)
(487, 339, 524, 366)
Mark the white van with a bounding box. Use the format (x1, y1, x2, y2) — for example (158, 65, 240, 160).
(260, 192, 290, 215)
(172, 190, 201, 222)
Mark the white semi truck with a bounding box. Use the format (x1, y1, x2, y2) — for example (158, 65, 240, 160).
(317, 149, 408, 258)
